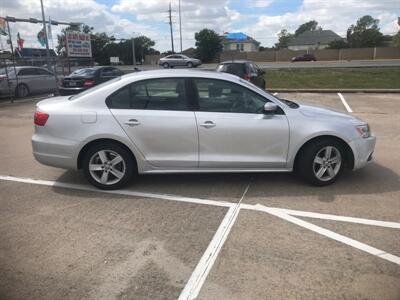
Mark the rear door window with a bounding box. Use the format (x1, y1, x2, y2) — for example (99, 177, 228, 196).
(18, 68, 38, 76)
(217, 63, 246, 77)
(107, 78, 188, 111)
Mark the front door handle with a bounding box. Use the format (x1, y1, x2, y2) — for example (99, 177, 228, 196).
(199, 121, 216, 128)
(124, 119, 140, 126)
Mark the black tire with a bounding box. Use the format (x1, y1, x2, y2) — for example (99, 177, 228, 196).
(187, 62, 193, 68)
(162, 62, 169, 68)
(15, 84, 30, 98)
(82, 142, 136, 190)
(296, 139, 345, 186)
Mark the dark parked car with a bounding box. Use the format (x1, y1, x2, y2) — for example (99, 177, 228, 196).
(216, 61, 266, 89)
(59, 66, 124, 95)
(291, 54, 317, 62)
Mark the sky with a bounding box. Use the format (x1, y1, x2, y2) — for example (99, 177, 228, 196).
(1, 0, 399, 52)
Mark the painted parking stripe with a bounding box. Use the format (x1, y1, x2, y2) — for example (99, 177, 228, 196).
(179, 181, 251, 300)
(337, 92, 353, 113)
(0, 175, 233, 208)
(273, 92, 278, 96)
(241, 204, 400, 229)
(1, 175, 400, 277)
(263, 207, 400, 266)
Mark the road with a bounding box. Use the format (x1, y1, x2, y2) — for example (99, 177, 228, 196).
(119, 59, 400, 72)
(0, 93, 399, 299)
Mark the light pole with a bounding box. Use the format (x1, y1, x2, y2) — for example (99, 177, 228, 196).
(40, 0, 52, 71)
(132, 38, 136, 66)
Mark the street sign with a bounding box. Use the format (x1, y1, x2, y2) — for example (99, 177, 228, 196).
(65, 31, 92, 57)
(110, 57, 119, 64)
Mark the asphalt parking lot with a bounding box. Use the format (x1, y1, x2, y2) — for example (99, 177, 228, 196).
(0, 92, 399, 300)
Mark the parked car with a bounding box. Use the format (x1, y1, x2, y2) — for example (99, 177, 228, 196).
(291, 54, 317, 62)
(32, 70, 375, 190)
(159, 54, 202, 68)
(59, 66, 124, 95)
(0, 66, 57, 98)
(216, 60, 266, 89)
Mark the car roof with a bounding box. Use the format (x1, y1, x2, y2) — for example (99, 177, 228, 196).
(219, 60, 250, 64)
(121, 69, 240, 82)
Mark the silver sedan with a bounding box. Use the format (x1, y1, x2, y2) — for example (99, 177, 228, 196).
(32, 70, 376, 189)
(0, 66, 58, 98)
(159, 54, 202, 68)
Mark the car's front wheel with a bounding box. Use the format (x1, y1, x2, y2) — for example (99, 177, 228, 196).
(162, 62, 169, 68)
(297, 139, 345, 186)
(82, 142, 135, 190)
(187, 61, 193, 68)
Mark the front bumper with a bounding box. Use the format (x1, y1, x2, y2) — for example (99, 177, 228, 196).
(349, 135, 376, 170)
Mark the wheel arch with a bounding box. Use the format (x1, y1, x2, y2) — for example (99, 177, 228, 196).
(15, 83, 30, 97)
(293, 135, 355, 171)
(77, 138, 138, 170)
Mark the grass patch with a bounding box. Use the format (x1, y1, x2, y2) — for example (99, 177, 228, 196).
(265, 67, 400, 89)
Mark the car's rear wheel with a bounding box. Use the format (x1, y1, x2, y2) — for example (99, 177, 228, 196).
(187, 62, 193, 68)
(82, 142, 135, 190)
(16, 84, 29, 98)
(162, 62, 169, 68)
(297, 139, 345, 186)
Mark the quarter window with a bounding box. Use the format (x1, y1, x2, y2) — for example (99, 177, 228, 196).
(107, 78, 188, 111)
(193, 79, 267, 114)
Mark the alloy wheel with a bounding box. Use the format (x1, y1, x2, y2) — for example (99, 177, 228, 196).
(312, 146, 342, 182)
(88, 150, 126, 185)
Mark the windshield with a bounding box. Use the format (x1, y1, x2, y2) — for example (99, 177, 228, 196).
(70, 68, 96, 76)
(69, 77, 121, 100)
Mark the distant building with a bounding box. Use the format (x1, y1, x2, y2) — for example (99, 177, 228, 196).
(221, 32, 260, 52)
(287, 30, 343, 50)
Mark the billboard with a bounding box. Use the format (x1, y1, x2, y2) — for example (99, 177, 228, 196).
(66, 31, 92, 57)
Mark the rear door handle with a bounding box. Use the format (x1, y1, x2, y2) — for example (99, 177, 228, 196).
(199, 121, 216, 128)
(124, 119, 140, 126)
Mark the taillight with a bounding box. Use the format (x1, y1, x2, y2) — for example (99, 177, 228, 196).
(84, 79, 95, 87)
(34, 111, 49, 126)
(244, 74, 251, 81)
(0, 75, 7, 81)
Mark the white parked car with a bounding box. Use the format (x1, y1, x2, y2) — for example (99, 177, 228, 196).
(32, 70, 375, 189)
(159, 54, 202, 68)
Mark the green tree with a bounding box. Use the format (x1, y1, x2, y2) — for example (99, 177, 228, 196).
(274, 29, 294, 49)
(346, 15, 384, 47)
(294, 20, 319, 36)
(328, 39, 349, 49)
(194, 28, 222, 62)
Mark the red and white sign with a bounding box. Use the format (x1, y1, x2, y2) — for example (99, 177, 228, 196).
(65, 31, 92, 57)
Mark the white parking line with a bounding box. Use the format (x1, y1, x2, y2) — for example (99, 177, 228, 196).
(264, 207, 400, 265)
(179, 181, 251, 300)
(1, 174, 400, 294)
(337, 92, 353, 113)
(273, 92, 278, 96)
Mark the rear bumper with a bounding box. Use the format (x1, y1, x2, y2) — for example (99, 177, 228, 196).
(349, 136, 376, 170)
(32, 133, 79, 170)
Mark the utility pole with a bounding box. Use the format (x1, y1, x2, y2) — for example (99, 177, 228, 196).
(168, 2, 175, 53)
(40, 0, 52, 71)
(132, 37, 136, 67)
(179, 0, 182, 53)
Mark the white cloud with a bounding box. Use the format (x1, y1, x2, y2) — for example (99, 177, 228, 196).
(1, 0, 399, 52)
(249, 0, 272, 8)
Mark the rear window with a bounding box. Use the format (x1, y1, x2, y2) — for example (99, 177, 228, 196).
(70, 68, 96, 76)
(217, 63, 246, 77)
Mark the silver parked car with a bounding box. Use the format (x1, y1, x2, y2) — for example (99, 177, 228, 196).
(0, 66, 58, 98)
(159, 54, 202, 68)
(32, 70, 375, 190)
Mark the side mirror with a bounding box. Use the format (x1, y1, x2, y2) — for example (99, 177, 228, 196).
(264, 102, 278, 114)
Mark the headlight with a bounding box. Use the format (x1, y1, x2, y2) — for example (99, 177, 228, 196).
(356, 124, 371, 138)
